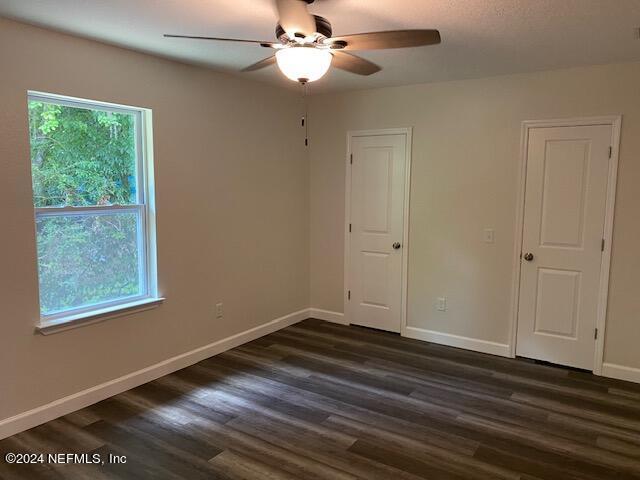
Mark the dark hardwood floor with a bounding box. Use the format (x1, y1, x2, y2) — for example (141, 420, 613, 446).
(2, 318, 640, 479)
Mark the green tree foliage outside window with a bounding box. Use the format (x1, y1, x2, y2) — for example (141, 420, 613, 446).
(29, 100, 145, 316)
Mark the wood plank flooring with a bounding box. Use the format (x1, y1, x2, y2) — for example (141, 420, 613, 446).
(2, 318, 640, 479)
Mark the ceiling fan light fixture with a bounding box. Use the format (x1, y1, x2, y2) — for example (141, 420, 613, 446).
(275, 46, 332, 83)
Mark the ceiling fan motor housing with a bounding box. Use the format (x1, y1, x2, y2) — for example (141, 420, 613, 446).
(276, 15, 332, 42)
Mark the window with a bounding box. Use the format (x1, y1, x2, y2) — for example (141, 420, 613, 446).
(28, 92, 159, 327)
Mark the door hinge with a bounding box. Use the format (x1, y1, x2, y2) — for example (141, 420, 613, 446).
(594, 328, 599, 340)
(350, 154, 353, 164)
(349, 223, 352, 233)
(608, 146, 612, 159)
(347, 290, 351, 300)
(601, 238, 605, 252)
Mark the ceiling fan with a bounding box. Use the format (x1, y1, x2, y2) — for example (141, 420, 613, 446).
(164, 0, 441, 84)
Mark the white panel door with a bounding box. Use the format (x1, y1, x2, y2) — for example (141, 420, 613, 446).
(348, 134, 407, 332)
(516, 124, 612, 369)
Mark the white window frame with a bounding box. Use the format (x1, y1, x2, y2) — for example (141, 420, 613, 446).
(29, 91, 161, 332)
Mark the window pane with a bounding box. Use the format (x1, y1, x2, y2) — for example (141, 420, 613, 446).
(36, 210, 145, 316)
(28, 100, 138, 207)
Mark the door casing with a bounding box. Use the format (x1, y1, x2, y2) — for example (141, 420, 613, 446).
(509, 116, 621, 375)
(344, 128, 413, 331)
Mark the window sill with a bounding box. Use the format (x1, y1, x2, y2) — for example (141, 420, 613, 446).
(35, 297, 165, 335)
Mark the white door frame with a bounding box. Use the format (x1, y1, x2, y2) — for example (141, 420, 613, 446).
(344, 128, 413, 330)
(508, 116, 622, 374)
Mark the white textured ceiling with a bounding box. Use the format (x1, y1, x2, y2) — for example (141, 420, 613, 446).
(1, 0, 640, 93)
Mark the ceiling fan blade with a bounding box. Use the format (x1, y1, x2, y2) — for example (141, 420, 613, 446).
(331, 51, 381, 76)
(327, 30, 441, 50)
(241, 56, 277, 72)
(275, 0, 316, 37)
(164, 34, 279, 48)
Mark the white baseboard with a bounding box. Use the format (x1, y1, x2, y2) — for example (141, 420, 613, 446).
(308, 308, 348, 325)
(0, 308, 309, 440)
(403, 326, 511, 358)
(601, 363, 640, 384)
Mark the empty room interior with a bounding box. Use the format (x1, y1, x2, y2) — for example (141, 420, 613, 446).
(2, 0, 640, 478)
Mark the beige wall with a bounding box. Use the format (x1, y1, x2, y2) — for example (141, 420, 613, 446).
(309, 62, 640, 369)
(0, 18, 309, 421)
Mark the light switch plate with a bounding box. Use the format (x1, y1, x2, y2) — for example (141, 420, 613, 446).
(483, 228, 495, 244)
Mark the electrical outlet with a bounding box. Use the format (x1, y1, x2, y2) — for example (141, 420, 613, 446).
(483, 228, 495, 244)
(436, 297, 447, 312)
(215, 303, 223, 319)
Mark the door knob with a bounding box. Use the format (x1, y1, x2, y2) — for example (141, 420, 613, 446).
(523, 252, 534, 262)
(392, 242, 402, 250)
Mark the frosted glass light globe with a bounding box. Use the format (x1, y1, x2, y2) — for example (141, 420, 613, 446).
(275, 46, 332, 83)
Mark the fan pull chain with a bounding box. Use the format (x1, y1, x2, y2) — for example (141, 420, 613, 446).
(301, 82, 309, 147)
